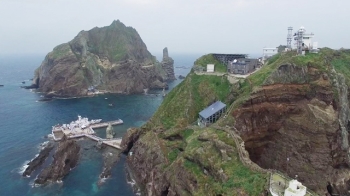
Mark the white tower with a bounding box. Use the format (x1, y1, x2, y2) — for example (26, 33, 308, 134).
(295, 26, 305, 55)
(287, 27, 293, 50)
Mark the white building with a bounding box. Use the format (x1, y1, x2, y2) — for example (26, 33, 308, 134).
(294, 26, 319, 54)
(207, 64, 214, 72)
(263, 47, 278, 61)
(284, 180, 306, 196)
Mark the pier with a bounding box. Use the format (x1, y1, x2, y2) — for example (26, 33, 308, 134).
(51, 118, 124, 150)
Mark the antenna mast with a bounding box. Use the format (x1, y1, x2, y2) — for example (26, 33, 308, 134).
(287, 27, 293, 50)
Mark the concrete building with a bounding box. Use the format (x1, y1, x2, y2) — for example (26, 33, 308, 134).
(213, 54, 247, 66)
(207, 64, 214, 72)
(198, 101, 226, 127)
(293, 26, 318, 55)
(284, 180, 306, 196)
(263, 47, 278, 61)
(227, 58, 258, 75)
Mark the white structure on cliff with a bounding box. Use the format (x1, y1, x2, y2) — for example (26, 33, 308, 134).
(269, 173, 313, 196)
(284, 180, 306, 196)
(294, 26, 319, 55)
(207, 64, 214, 72)
(262, 47, 278, 61)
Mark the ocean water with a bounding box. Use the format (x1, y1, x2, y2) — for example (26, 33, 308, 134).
(0, 54, 193, 196)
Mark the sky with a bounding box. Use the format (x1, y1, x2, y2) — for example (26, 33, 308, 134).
(0, 0, 349, 56)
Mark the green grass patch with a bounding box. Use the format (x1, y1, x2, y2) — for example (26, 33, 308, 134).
(168, 148, 180, 163)
(180, 128, 268, 195)
(194, 54, 226, 73)
(181, 129, 194, 140)
(147, 73, 232, 129)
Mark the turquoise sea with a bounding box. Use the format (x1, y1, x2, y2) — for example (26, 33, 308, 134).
(0, 54, 194, 196)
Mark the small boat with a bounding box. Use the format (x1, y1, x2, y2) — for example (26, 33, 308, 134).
(0, 85, 4, 87)
(108, 103, 113, 107)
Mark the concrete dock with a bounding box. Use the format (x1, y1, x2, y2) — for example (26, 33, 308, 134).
(51, 119, 124, 149)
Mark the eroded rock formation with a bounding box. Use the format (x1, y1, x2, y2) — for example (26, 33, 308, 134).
(22, 142, 54, 177)
(32, 20, 175, 97)
(161, 47, 176, 81)
(34, 136, 80, 184)
(233, 63, 350, 194)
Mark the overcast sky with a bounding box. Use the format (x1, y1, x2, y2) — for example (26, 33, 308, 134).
(0, 0, 349, 56)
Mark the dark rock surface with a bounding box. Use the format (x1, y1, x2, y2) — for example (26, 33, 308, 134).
(34, 136, 80, 184)
(178, 75, 185, 79)
(121, 127, 143, 154)
(22, 142, 54, 177)
(233, 64, 350, 194)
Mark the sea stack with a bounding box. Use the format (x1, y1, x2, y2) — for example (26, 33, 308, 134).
(106, 123, 115, 139)
(31, 20, 175, 97)
(161, 47, 176, 81)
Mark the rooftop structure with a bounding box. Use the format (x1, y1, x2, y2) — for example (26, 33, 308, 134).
(294, 26, 317, 55)
(198, 101, 226, 127)
(213, 54, 247, 66)
(284, 180, 306, 196)
(263, 47, 278, 61)
(227, 58, 258, 75)
(269, 173, 316, 196)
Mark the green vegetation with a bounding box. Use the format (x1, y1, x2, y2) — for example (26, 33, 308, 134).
(180, 128, 268, 195)
(146, 73, 233, 129)
(50, 43, 72, 59)
(141, 48, 350, 195)
(194, 54, 226, 72)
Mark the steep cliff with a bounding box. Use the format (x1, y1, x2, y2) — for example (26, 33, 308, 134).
(122, 72, 267, 195)
(32, 20, 175, 97)
(228, 49, 350, 194)
(122, 49, 350, 195)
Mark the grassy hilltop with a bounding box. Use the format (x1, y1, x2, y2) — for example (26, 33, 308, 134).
(125, 48, 350, 195)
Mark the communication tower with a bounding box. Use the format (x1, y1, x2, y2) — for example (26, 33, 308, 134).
(295, 26, 305, 55)
(287, 27, 293, 50)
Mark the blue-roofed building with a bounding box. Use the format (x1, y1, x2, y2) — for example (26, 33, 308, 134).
(198, 101, 226, 126)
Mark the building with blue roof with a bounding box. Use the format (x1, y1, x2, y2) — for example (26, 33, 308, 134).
(198, 101, 226, 126)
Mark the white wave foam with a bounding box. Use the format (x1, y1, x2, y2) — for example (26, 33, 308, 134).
(18, 160, 30, 175)
(37, 141, 49, 150)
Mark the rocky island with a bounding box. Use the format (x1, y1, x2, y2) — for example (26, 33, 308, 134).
(122, 48, 350, 195)
(29, 20, 175, 97)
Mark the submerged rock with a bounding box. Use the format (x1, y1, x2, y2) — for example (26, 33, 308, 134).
(34, 136, 80, 184)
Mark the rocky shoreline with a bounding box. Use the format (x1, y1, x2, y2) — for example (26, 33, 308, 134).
(24, 135, 126, 188)
(34, 136, 80, 185)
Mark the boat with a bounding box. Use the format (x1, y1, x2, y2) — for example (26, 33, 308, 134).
(22, 81, 25, 84)
(90, 119, 102, 124)
(51, 116, 102, 139)
(0, 85, 4, 87)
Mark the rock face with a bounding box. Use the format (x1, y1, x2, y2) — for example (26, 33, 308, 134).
(233, 63, 350, 194)
(32, 20, 175, 97)
(22, 142, 54, 177)
(106, 123, 114, 139)
(161, 47, 176, 81)
(121, 49, 350, 195)
(35, 136, 80, 184)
